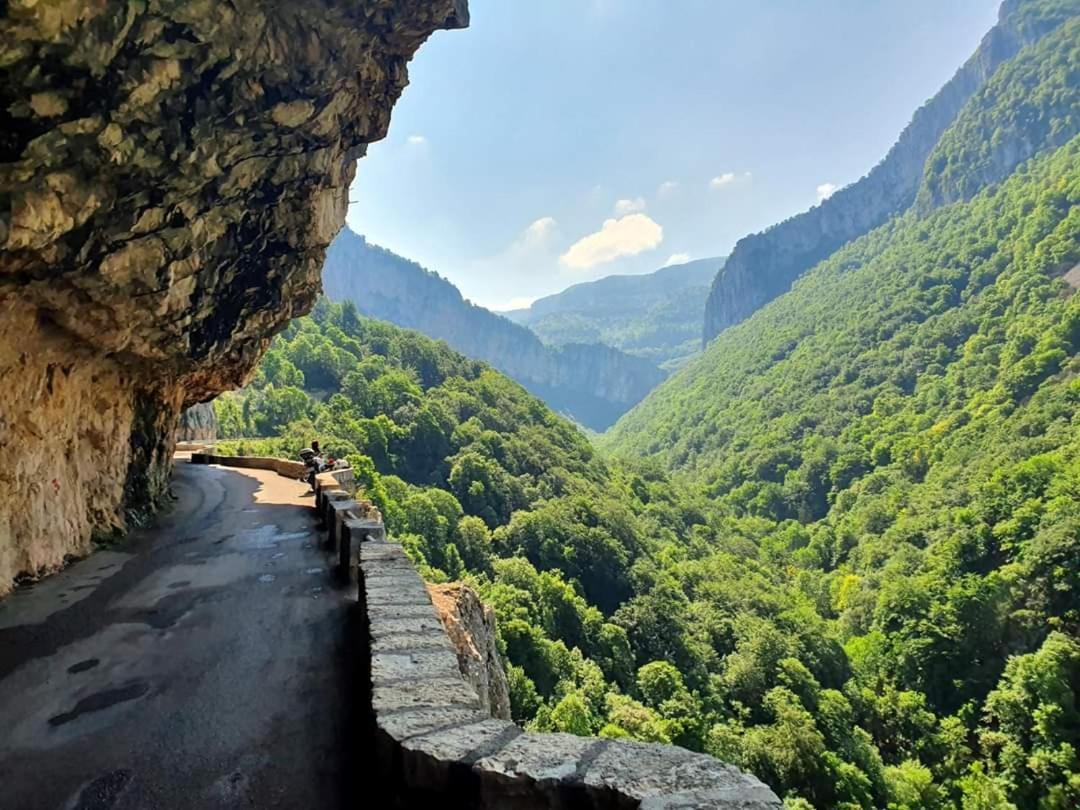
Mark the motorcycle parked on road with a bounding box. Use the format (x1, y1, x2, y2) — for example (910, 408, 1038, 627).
(298, 448, 349, 489)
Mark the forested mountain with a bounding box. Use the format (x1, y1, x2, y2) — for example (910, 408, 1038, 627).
(321, 229, 664, 430)
(602, 135, 1080, 810)
(600, 0, 1080, 803)
(212, 3, 1080, 807)
(506, 257, 724, 370)
(702, 0, 1078, 344)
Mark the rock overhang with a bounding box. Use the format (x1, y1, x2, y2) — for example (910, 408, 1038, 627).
(0, 0, 467, 593)
(3, 0, 468, 397)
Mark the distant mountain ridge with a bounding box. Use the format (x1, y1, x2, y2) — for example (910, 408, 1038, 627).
(702, 0, 1074, 344)
(507, 257, 724, 369)
(321, 229, 665, 430)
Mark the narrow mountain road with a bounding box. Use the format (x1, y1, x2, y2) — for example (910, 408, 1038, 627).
(0, 457, 361, 810)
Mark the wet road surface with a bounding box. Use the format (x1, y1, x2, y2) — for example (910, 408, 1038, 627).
(0, 458, 361, 810)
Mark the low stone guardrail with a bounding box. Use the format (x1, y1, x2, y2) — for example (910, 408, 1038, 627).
(188, 452, 358, 493)
(309, 478, 782, 808)
(188, 453, 373, 579)
(312, 470, 384, 579)
(189, 451, 310, 479)
(175, 441, 213, 453)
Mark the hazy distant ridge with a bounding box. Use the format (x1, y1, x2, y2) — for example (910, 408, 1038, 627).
(508, 257, 724, 370)
(321, 230, 665, 430)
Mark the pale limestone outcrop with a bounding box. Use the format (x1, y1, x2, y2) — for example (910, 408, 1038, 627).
(176, 402, 217, 442)
(428, 582, 513, 722)
(0, 0, 468, 594)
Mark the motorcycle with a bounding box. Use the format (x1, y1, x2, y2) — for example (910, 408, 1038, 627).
(298, 448, 348, 488)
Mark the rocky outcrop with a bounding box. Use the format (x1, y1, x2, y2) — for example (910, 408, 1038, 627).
(0, 0, 468, 595)
(702, 0, 1059, 344)
(428, 582, 512, 721)
(176, 402, 217, 442)
(322, 229, 666, 430)
(915, 16, 1080, 211)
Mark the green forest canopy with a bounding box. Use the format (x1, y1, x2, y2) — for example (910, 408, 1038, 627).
(212, 17, 1080, 802)
(220, 132, 1077, 806)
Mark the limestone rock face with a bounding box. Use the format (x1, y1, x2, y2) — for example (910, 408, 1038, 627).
(176, 402, 217, 443)
(428, 583, 513, 721)
(701, 0, 1045, 344)
(0, 0, 468, 594)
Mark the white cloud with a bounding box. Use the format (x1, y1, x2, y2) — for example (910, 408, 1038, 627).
(710, 172, 737, 189)
(710, 171, 752, 190)
(520, 216, 558, 248)
(657, 180, 679, 199)
(406, 134, 427, 146)
(817, 182, 838, 201)
(459, 216, 562, 309)
(662, 252, 691, 267)
(614, 197, 647, 215)
(559, 213, 663, 271)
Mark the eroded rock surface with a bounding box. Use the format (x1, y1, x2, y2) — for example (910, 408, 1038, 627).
(428, 582, 512, 721)
(0, 0, 467, 594)
(176, 402, 217, 443)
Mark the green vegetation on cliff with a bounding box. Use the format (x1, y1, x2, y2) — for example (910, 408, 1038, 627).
(602, 135, 1080, 806)
(702, 0, 1079, 344)
(917, 16, 1080, 209)
(213, 7, 1080, 806)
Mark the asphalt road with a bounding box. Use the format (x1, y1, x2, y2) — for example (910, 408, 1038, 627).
(0, 458, 361, 810)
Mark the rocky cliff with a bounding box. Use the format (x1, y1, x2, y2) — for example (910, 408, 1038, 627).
(176, 402, 218, 443)
(915, 15, 1080, 210)
(702, 0, 1061, 344)
(428, 582, 512, 721)
(322, 229, 666, 430)
(0, 0, 467, 595)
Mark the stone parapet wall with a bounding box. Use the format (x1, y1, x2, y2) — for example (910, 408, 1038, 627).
(329, 513, 781, 807)
(189, 452, 308, 480)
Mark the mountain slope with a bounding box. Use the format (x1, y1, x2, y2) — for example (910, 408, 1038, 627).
(606, 131, 1080, 808)
(702, 0, 1075, 344)
(507, 257, 725, 369)
(602, 6, 1080, 804)
(916, 14, 1080, 210)
(320, 229, 665, 430)
(608, 136, 1080, 474)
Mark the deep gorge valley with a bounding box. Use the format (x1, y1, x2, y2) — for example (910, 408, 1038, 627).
(2, 1, 1078, 808)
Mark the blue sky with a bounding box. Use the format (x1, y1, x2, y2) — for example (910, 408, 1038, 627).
(345, 0, 1000, 311)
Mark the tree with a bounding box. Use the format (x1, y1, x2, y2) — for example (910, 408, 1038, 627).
(636, 661, 704, 750)
(547, 691, 595, 737)
(979, 632, 1080, 808)
(213, 393, 246, 438)
(455, 516, 493, 573)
